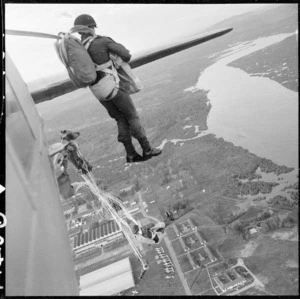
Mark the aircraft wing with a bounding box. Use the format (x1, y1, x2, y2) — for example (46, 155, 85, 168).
(129, 27, 232, 68)
(7, 27, 232, 104)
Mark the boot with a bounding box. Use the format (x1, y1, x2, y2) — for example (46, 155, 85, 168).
(126, 152, 144, 163)
(123, 141, 144, 163)
(138, 137, 162, 158)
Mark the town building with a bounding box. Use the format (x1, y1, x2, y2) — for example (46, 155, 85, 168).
(79, 257, 135, 295)
(68, 225, 82, 237)
(196, 231, 206, 244)
(204, 246, 216, 262)
(249, 227, 259, 234)
(72, 220, 123, 254)
(188, 236, 196, 245)
(179, 223, 191, 234)
(119, 185, 135, 196)
(214, 273, 246, 292)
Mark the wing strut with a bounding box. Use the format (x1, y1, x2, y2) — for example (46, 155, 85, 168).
(6, 29, 60, 40)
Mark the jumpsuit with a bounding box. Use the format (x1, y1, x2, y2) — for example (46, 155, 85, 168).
(85, 35, 148, 150)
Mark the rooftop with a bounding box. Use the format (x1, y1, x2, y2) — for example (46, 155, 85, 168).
(79, 257, 134, 296)
(73, 220, 121, 249)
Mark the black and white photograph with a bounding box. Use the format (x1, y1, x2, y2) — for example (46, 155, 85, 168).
(4, 2, 298, 296)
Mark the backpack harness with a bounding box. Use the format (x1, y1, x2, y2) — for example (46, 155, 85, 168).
(82, 35, 121, 100)
(55, 25, 142, 100)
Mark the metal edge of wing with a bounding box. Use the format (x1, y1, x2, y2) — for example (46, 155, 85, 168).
(30, 27, 233, 104)
(129, 27, 233, 68)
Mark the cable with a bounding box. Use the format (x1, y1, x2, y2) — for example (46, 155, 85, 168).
(77, 171, 146, 268)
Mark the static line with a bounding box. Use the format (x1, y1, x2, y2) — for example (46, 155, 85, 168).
(5, 29, 60, 40)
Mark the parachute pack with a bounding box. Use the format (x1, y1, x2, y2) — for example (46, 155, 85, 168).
(55, 25, 143, 96)
(109, 53, 143, 95)
(55, 26, 97, 88)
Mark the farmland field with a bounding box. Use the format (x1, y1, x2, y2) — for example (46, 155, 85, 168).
(185, 268, 212, 294)
(171, 239, 185, 256)
(177, 254, 193, 273)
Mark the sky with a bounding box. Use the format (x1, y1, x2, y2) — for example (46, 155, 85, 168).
(5, 3, 278, 83)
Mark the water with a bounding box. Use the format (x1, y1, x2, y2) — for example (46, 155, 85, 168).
(194, 32, 298, 169)
(238, 168, 298, 202)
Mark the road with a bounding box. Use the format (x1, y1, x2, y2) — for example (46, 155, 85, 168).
(136, 191, 192, 295)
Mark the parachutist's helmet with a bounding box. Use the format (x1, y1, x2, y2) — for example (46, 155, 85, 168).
(74, 14, 97, 28)
(131, 224, 139, 234)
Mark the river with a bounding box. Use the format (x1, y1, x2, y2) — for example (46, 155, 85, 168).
(194, 32, 298, 169)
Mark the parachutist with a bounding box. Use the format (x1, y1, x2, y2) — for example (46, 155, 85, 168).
(49, 130, 93, 199)
(72, 14, 162, 164)
(139, 260, 149, 280)
(131, 211, 174, 246)
(60, 129, 93, 174)
(142, 261, 149, 271)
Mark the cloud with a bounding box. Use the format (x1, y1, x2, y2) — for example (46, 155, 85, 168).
(60, 11, 73, 19)
(5, 3, 271, 82)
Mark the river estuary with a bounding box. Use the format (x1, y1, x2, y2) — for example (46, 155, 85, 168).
(195, 31, 298, 169)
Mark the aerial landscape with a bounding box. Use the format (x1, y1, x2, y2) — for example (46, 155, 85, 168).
(35, 4, 298, 296)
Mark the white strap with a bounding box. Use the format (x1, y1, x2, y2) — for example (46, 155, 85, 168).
(55, 33, 68, 66)
(69, 25, 96, 36)
(82, 36, 93, 45)
(83, 36, 97, 50)
(95, 60, 113, 71)
(107, 66, 120, 85)
(96, 60, 120, 85)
